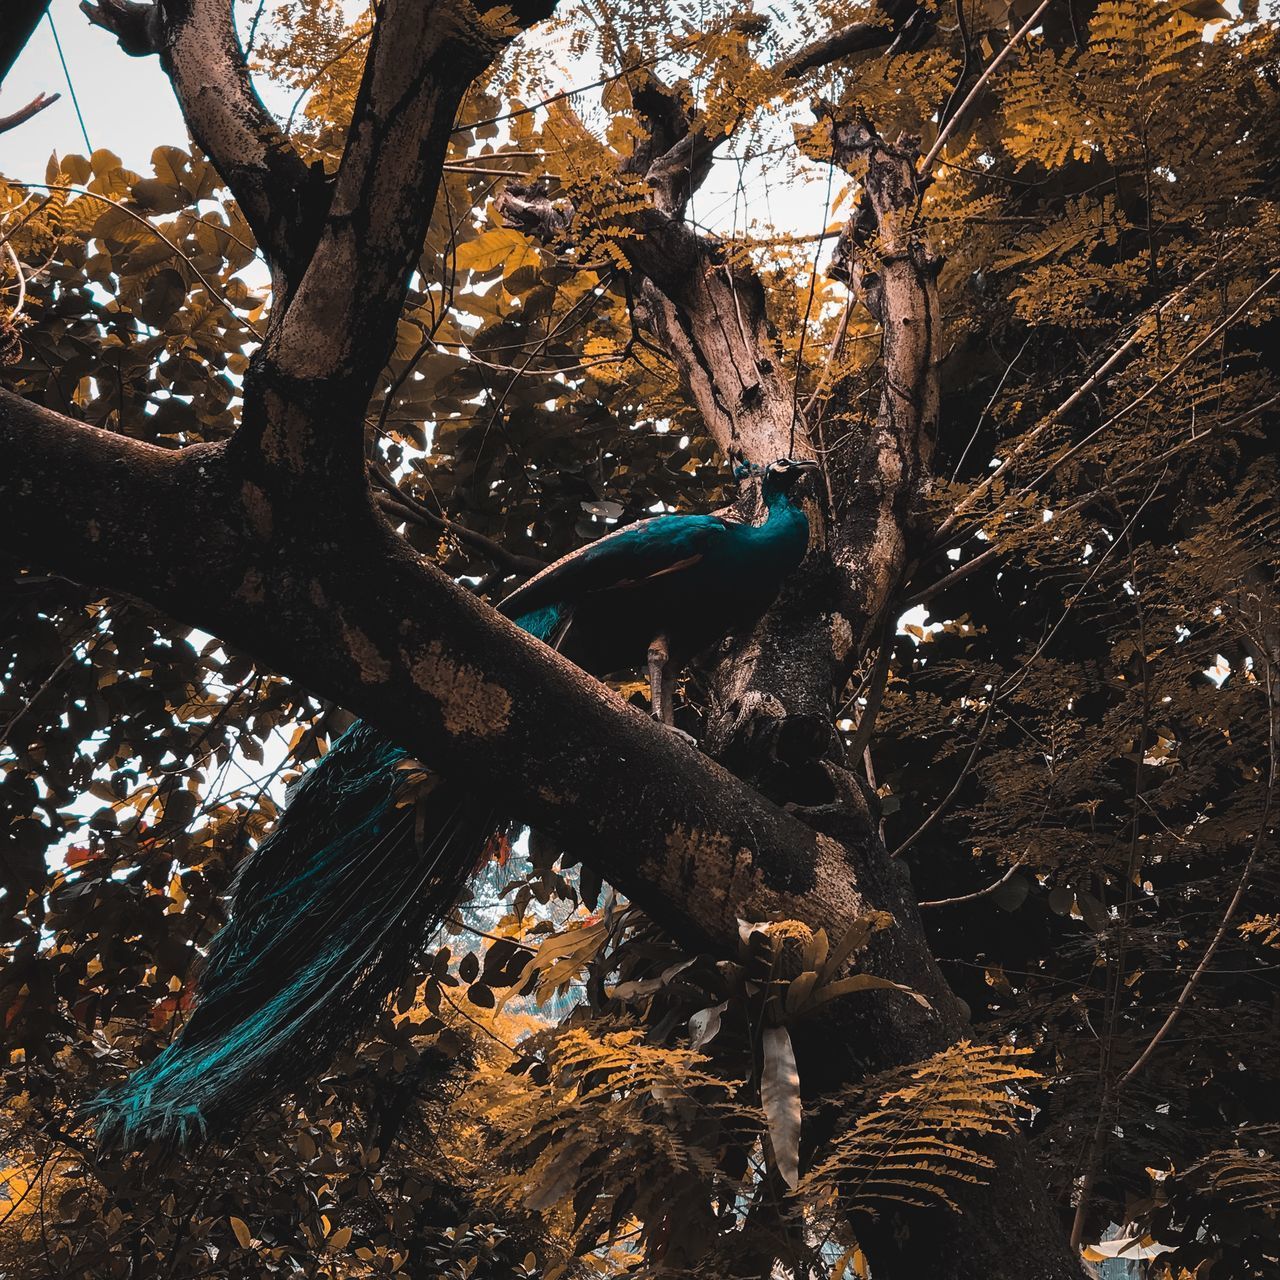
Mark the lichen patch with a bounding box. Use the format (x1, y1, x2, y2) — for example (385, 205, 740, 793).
(405, 642, 512, 737)
(830, 612, 853, 661)
(342, 620, 391, 683)
(666, 824, 734, 866)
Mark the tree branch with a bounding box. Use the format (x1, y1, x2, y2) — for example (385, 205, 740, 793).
(80, 0, 324, 293)
(372, 465, 547, 575)
(0, 382, 964, 1067)
(0, 91, 59, 135)
(241, 0, 549, 482)
(778, 0, 935, 78)
(824, 116, 942, 650)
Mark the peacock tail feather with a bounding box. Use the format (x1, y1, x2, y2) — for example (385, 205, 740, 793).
(92, 721, 495, 1147)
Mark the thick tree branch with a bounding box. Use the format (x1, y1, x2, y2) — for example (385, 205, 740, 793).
(824, 117, 941, 649)
(80, 0, 324, 293)
(240, 0, 549, 484)
(778, 0, 934, 78)
(0, 382, 964, 1071)
(503, 185, 780, 459)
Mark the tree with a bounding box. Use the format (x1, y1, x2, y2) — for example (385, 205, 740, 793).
(1, 0, 1277, 1277)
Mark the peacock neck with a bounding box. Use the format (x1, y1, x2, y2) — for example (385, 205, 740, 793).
(734, 486, 809, 566)
(760, 487, 808, 536)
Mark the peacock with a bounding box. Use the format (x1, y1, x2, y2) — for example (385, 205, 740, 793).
(94, 458, 817, 1146)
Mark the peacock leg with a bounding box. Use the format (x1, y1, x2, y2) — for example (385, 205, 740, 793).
(647, 633, 673, 725)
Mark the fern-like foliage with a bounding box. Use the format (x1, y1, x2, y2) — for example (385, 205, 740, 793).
(801, 1042, 1040, 1215)
(462, 1027, 755, 1276)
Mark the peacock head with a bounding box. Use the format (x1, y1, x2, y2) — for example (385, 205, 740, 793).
(759, 456, 819, 501)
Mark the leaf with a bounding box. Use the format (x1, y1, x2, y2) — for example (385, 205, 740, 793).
(808, 974, 930, 1011)
(1075, 890, 1109, 932)
(453, 227, 538, 276)
(818, 911, 894, 985)
(991, 872, 1031, 912)
(329, 1226, 353, 1251)
(466, 982, 495, 1008)
(1047, 887, 1074, 915)
(688, 1001, 728, 1051)
(761, 1025, 801, 1189)
(579, 862, 602, 911)
(524, 1139, 591, 1211)
(229, 1216, 252, 1249)
(784, 969, 819, 1015)
(610, 957, 696, 1000)
(802, 928, 829, 974)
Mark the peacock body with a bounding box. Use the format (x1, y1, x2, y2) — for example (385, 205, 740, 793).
(95, 459, 815, 1145)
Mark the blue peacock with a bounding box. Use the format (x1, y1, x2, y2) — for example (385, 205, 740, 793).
(96, 458, 817, 1145)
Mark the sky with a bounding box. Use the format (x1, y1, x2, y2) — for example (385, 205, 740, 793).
(2, 0, 187, 178)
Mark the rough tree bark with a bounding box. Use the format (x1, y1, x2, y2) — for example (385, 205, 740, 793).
(0, 2, 1083, 1276)
(501, 68, 1079, 1275)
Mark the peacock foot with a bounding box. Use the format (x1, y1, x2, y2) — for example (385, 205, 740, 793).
(660, 723, 699, 748)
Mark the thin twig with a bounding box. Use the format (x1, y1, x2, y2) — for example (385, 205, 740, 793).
(1118, 659, 1276, 1087)
(847, 619, 895, 762)
(4, 240, 26, 318)
(933, 261, 1223, 544)
(892, 701, 997, 857)
(802, 292, 854, 419)
(918, 860, 1023, 908)
(0, 91, 60, 136)
(920, 0, 1054, 173)
(1019, 266, 1280, 496)
(373, 467, 546, 574)
(898, 543, 1000, 612)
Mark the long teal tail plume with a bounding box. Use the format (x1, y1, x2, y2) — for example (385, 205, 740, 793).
(93, 721, 495, 1147)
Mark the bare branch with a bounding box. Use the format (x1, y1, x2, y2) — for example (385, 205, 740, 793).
(1119, 658, 1277, 1087)
(0, 91, 59, 135)
(920, 0, 1054, 172)
(918, 860, 1024, 909)
(372, 465, 547, 575)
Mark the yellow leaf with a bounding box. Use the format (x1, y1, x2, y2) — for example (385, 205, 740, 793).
(453, 227, 536, 275)
(229, 1216, 252, 1249)
(329, 1226, 353, 1251)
